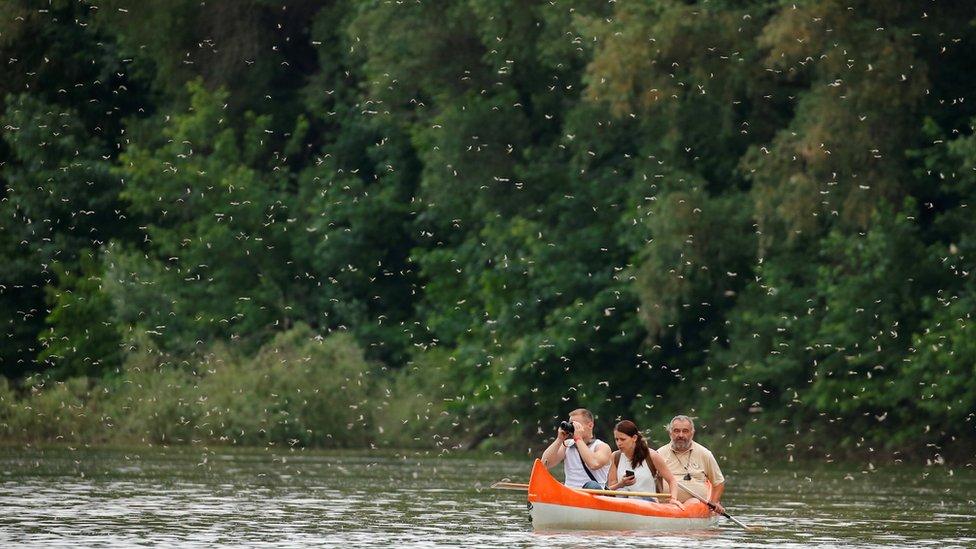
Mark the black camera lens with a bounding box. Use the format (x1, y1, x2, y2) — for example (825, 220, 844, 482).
(559, 420, 575, 435)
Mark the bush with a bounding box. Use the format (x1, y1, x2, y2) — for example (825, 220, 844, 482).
(198, 326, 376, 447)
(371, 348, 465, 450)
(0, 325, 380, 448)
(0, 376, 104, 443)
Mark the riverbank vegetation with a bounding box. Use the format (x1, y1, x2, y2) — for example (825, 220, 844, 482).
(1, 1, 974, 463)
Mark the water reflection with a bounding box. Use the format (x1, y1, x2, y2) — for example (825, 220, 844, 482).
(0, 447, 972, 547)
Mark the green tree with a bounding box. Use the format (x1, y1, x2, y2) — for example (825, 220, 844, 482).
(109, 81, 310, 352)
(38, 250, 121, 379)
(0, 95, 127, 378)
(0, 0, 147, 378)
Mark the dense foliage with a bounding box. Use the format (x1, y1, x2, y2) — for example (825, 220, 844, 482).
(1, 0, 974, 462)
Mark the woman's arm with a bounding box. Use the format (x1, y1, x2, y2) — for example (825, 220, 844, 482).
(606, 451, 619, 489)
(650, 450, 683, 507)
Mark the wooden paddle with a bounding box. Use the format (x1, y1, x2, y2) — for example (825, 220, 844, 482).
(490, 481, 670, 499)
(490, 481, 529, 490)
(573, 487, 674, 499)
(676, 482, 760, 531)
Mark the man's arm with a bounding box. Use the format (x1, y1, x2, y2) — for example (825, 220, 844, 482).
(574, 437, 611, 470)
(703, 449, 726, 513)
(541, 429, 568, 468)
(711, 482, 725, 503)
(709, 482, 726, 514)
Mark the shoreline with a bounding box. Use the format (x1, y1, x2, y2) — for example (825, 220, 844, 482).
(1, 440, 972, 469)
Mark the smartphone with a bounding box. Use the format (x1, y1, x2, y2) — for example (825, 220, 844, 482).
(624, 470, 635, 478)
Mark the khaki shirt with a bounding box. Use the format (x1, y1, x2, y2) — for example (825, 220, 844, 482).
(656, 440, 725, 502)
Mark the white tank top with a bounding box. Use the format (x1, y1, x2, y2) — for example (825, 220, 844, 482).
(564, 439, 610, 488)
(617, 451, 657, 494)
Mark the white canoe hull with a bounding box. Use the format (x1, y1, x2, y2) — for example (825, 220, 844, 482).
(530, 501, 720, 531)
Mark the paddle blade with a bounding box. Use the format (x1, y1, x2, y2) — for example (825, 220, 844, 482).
(490, 481, 529, 491)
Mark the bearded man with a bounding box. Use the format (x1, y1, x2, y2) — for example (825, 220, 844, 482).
(657, 415, 726, 514)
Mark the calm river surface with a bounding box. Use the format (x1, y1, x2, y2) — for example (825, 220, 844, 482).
(0, 446, 972, 547)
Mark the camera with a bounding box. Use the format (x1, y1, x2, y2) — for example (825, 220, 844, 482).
(558, 420, 575, 436)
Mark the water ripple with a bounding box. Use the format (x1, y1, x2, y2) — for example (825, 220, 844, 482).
(0, 447, 972, 547)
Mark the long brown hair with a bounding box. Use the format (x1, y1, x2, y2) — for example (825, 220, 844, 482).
(614, 420, 651, 469)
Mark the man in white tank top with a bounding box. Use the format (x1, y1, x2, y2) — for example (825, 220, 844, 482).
(540, 408, 612, 488)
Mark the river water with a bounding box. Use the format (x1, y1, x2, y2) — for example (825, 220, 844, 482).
(0, 446, 972, 547)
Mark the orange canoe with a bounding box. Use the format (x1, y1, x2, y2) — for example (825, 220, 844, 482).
(527, 459, 719, 531)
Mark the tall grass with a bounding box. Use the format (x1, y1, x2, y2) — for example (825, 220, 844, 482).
(0, 324, 472, 449)
(370, 348, 467, 450)
(1, 325, 382, 447)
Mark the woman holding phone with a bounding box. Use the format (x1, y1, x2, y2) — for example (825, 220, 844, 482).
(607, 419, 683, 506)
